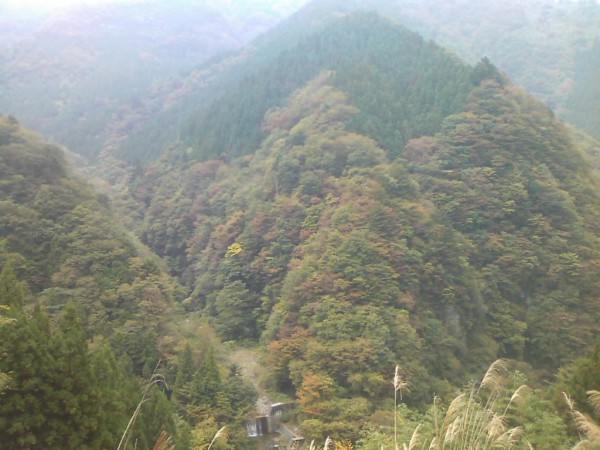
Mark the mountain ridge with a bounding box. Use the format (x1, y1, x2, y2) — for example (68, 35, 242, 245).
(118, 58, 600, 441)
(2, 2, 600, 446)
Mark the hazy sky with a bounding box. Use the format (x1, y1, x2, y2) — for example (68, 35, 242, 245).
(1, 0, 307, 13)
(1, 0, 141, 12)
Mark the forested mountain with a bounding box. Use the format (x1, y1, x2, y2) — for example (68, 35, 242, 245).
(292, 0, 600, 139)
(186, 13, 471, 163)
(0, 0, 307, 159)
(128, 13, 472, 278)
(112, 11, 600, 445)
(0, 115, 182, 342)
(3, 0, 599, 163)
(567, 39, 600, 139)
(0, 114, 179, 447)
(3, 1, 600, 448)
(0, 115, 260, 448)
(100, 0, 600, 163)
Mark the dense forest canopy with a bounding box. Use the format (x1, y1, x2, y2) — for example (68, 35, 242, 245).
(0, 114, 259, 448)
(0, 115, 176, 447)
(115, 0, 600, 162)
(121, 13, 600, 443)
(1, 1, 600, 448)
(183, 13, 472, 162)
(292, 0, 600, 138)
(2, 0, 600, 162)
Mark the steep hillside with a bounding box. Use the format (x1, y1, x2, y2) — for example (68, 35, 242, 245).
(127, 54, 600, 442)
(0, 114, 188, 448)
(1, 0, 598, 171)
(326, 0, 600, 137)
(106, 0, 600, 165)
(0, 113, 265, 448)
(127, 13, 473, 278)
(3, 2, 600, 446)
(243, 0, 600, 137)
(3, 0, 597, 165)
(182, 13, 471, 163)
(0, 114, 184, 368)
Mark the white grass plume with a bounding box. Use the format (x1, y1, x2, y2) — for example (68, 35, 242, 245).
(563, 390, 600, 447)
(207, 426, 227, 450)
(587, 390, 600, 418)
(403, 360, 524, 450)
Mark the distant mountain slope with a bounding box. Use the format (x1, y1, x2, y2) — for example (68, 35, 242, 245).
(0, 9, 45, 46)
(567, 39, 600, 139)
(108, 0, 600, 165)
(182, 12, 472, 163)
(0, 0, 600, 166)
(256, 0, 600, 137)
(0, 0, 306, 159)
(125, 13, 473, 276)
(3, 0, 597, 164)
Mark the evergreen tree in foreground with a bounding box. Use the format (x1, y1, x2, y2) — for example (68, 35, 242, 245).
(0, 262, 146, 449)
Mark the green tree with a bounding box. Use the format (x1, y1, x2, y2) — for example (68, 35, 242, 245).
(89, 343, 139, 449)
(556, 339, 600, 417)
(175, 343, 195, 389)
(470, 57, 506, 86)
(191, 345, 221, 407)
(0, 269, 144, 449)
(0, 261, 24, 307)
(221, 364, 258, 419)
(42, 303, 102, 449)
(130, 387, 176, 450)
(213, 281, 257, 340)
(0, 264, 49, 448)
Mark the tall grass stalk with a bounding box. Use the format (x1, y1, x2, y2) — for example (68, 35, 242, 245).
(118, 362, 169, 450)
(394, 365, 409, 450)
(309, 436, 332, 450)
(402, 360, 525, 450)
(151, 430, 175, 450)
(207, 426, 227, 450)
(564, 391, 600, 448)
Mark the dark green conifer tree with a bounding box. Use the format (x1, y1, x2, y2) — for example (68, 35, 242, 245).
(0, 264, 146, 449)
(221, 363, 257, 419)
(191, 345, 221, 407)
(175, 343, 195, 389)
(130, 387, 176, 450)
(173, 343, 196, 410)
(470, 56, 506, 86)
(0, 264, 52, 448)
(43, 303, 102, 449)
(0, 261, 24, 307)
(89, 343, 138, 449)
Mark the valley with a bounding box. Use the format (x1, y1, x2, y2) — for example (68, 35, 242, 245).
(1, 0, 600, 448)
